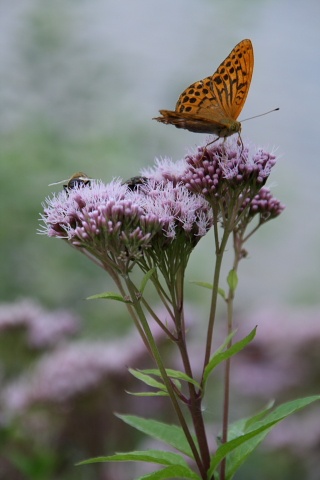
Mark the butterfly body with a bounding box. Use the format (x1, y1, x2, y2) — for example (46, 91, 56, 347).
(157, 109, 241, 136)
(154, 39, 253, 140)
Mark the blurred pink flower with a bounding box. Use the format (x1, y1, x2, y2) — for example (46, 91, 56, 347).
(232, 306, 320, 396)
(0, 299, 79, 349)
(2, 320, 168, 413)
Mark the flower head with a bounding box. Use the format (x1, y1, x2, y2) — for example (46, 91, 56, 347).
(125, 179, 213, 276)
(41, 175, 213, 275)
(141, 156, 188, 184)
(129, 180, 212, 244)
(241, 187, 285, 223)
(40, 180, 163, 273)
(182, 138, 277, 199)
(178, 138, 284, 232)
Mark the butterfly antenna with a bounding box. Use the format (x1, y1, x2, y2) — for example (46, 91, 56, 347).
(241, 108, 279, 122)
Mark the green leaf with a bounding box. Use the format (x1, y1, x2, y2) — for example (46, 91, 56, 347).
(203, 328, 256, 386)
(86, 292, 131, 303)
(225, 429, 271, 480)
(215, 401, 275, 475)
(140, 268, 157, 294)
(227, 269, 238, 292)
(116, 415, 198, 458)
(244, 400, 275, 431)
(208, 395, 320, 479)
(77, 449, 189, 467)
(211, 330, 238, 358)
(137, 465, 201, 479)
(222, 401, 275, 445)
(126, 391, 169, 397)
(128, 369, 167, 391)
(78, 450, 202, 479)
(190, 281, 213, 290)
(141, 368, 200, 390)
(190, 281, 225, 299)
(218, 287, 226, 300)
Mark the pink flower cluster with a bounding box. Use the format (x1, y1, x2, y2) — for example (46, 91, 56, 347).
(0, 299, 79, 349)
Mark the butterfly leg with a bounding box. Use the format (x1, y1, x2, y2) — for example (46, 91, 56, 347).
(237, 133, 244, 155)
(205, 136, 220, 149)
(197, 136, 220, 161)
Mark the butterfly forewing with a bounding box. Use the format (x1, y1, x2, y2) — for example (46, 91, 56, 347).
(176, 77, 220, 114)
(210, 39, 254, 119)
(154, 39, 254, 138)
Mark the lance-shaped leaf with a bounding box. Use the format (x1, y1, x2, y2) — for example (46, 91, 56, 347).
(141, 368, 200, 390)
(209, 395, 320, 479)
(78, 449, 189, 467)
(203, 328, 256, 387)
(190, 281, 226, 300)
(86, 292, 131, 303)
(137, 464, 201, 479)
(116, 415, 198, 458)
(78, 450, 201, 479)
(127, 369, 169, 397)
(128, 369, 168, 391)
(126, 391, 169, 397)
(140, 268, 157, 294)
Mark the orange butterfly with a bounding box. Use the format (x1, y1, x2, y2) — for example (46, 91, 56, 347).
(153, 39, 254, 141)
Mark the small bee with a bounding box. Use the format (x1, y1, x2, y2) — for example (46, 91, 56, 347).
(122, 176, 147, 191)
(63, 172, 91, 192)
(49, 172, 91, 193)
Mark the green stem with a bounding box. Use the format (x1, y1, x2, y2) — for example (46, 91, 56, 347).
(220, 231, 243, 480)
(219, 288, 233, 480)
(174, 267, 211, 472)
(107, 265, 153, 356)
(171, 264, 210, 471)
(125, 277, 207, 479)
(140, 297, 176, 340)
(202, 228, 231, 374)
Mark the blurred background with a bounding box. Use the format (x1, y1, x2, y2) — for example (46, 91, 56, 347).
(0, 0, 319, 479)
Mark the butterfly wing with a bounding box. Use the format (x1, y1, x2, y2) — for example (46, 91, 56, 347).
(158, 75, 235, 135)
(210, 39, 254, 120)
(175, 76, 226, 122)
(154, 39, 254, 136)
(175, 39, 253, 122)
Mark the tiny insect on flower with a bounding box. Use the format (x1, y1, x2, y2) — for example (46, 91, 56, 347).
(48, 172, 91, 193)
(122, 176, 148, 191)
(64, 172, 91, 192)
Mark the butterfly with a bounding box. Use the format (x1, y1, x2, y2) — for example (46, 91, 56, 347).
(49, 172, 91, 193)
(153, 39, 254, 141)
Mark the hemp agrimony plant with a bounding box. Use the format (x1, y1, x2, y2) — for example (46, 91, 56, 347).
(40, 138, 320, 480)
